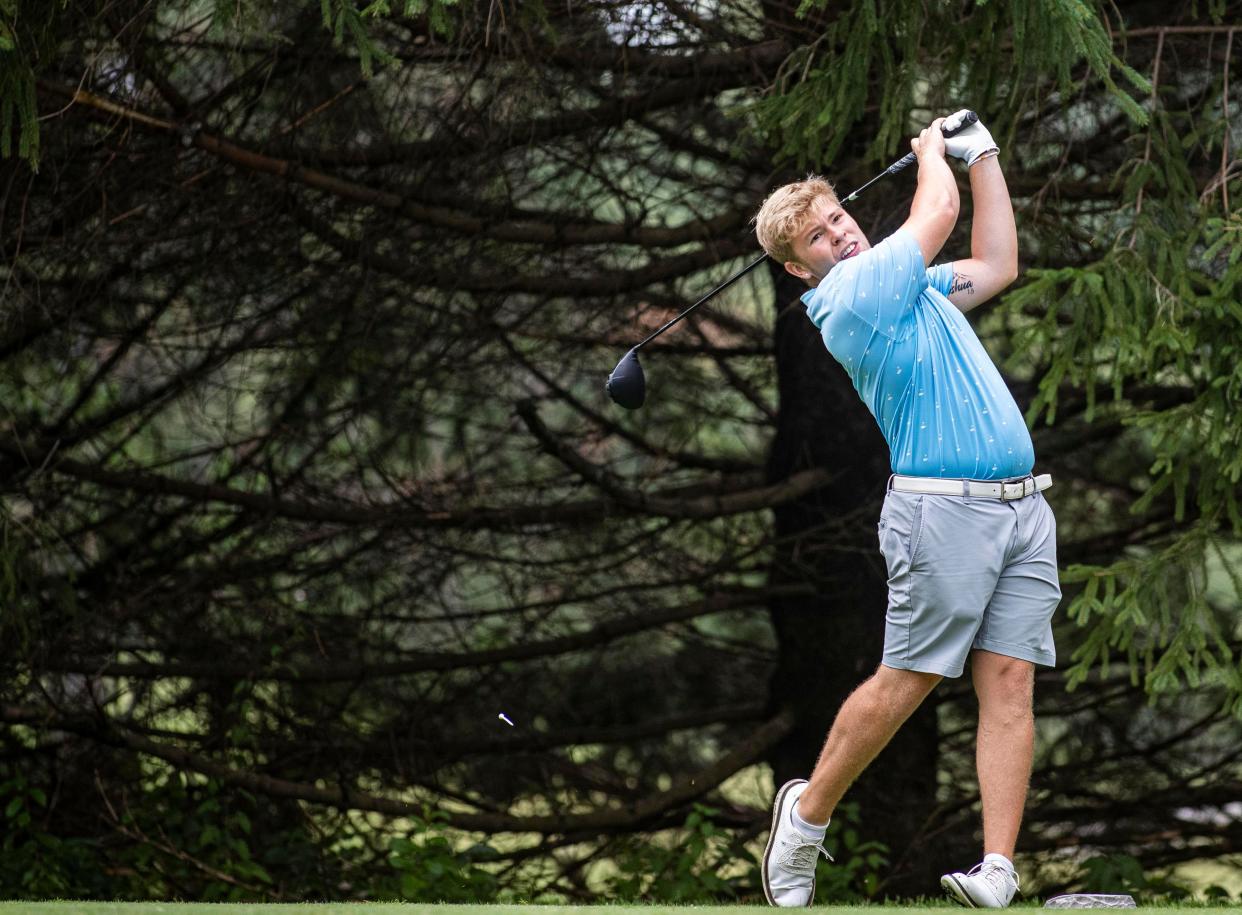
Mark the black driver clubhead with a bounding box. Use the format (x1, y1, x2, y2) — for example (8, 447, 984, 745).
(606, 348, 646, 409)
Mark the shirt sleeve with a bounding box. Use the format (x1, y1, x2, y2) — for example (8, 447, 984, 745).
(804, 227, 929, 340)
(927, 260, 956, 297)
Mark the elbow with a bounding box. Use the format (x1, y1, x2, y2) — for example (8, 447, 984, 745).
(986, 253, 1018, 289)
(933, 194, 959, 236)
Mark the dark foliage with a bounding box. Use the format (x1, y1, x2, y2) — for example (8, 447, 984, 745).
(0, 0, 1239, 902)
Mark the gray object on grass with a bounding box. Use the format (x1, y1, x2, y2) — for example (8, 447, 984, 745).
(1044, 894, 1137, 908)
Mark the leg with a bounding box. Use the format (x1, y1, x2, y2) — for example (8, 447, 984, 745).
(939, 651, 1032, 909)
(971, 649, 1034, 858)
(796, 663, 941, 824)
(941, 494, 1057, 907)
(764, 664, 941, 905)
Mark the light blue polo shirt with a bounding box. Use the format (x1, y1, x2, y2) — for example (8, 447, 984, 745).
(800, 228, 1033, 480)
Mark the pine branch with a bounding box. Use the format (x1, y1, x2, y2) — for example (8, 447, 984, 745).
(5, 705, 795, 834)
(366, 702, 768, 757)
(45, 583, 812, 682)
(36, 81, 749, 249)
(516, 400, 831, 519)
(0, 428, 815, 530)
(290, 201, 755, 298)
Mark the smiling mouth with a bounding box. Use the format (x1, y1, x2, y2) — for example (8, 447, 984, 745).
(840, 241, 859, 260)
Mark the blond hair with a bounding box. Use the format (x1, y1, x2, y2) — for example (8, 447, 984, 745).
(752, 176, 840, 265)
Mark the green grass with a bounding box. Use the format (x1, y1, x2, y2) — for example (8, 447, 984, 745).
(0, 909, 985, 914)
(0, 904, 1227, 914)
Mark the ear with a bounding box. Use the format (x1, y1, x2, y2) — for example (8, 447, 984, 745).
(784, 260, 811, 282)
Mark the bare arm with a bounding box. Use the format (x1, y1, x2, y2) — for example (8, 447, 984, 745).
(944, 155, 1018, 312)
(898, 119, 960, 267)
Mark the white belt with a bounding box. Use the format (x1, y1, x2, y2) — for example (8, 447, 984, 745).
(890, 473, 1052, 501)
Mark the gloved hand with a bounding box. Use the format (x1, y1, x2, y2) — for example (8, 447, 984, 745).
(943, 109, 999, 167)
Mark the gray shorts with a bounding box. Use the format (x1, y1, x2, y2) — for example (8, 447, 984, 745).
(876, 483, 1061, 677)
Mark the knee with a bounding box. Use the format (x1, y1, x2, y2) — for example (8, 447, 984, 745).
(872, 664, 941, 707)
(975, 659, 1033, 721)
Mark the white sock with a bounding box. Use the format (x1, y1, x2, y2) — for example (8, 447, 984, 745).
(791, 799, 828, 839)
(983, 852, 1014, 871)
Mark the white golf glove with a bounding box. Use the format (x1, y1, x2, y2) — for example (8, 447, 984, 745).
(943, 109, 999, 167)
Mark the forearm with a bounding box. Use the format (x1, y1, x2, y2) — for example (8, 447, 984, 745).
(968, 157, 1017, 281)
(901, 120, 960, 265)
(912, 152, 959, 222)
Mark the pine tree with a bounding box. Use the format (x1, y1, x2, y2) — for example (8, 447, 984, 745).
(0, 0, 1238, 902)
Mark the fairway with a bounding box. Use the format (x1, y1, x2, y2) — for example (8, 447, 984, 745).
(0, 904, 1221, 915)
(0, 909, 979, 915)
(0, 907, 1025, 915)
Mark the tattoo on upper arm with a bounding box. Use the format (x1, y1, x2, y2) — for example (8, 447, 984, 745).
(949, 272, 974, 296)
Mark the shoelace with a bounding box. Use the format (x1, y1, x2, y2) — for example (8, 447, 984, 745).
(777, 836, 833, 872)
(966, 862, 1019, 897)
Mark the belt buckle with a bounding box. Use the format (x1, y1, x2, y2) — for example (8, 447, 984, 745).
(1002, 477, 1033, 501)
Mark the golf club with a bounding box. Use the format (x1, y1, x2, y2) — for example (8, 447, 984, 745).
(605, 111, 978, 409)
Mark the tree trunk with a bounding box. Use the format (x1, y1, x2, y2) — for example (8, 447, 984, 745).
(764, 262, 949, 896)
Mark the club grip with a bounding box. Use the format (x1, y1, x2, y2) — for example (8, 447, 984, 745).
(943, 110, 978, 137)
(887, 110, 979, 173)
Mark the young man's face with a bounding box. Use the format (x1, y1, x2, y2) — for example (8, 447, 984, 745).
(784, 199, 871, 286)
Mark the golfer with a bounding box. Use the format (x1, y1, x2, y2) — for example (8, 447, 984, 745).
(752, 111, 1060, 909)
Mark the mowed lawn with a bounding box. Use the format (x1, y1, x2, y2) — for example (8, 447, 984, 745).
(0, 908, 959, 914)
(0, 903, 1224, 914)
(3, 908, 930, 914)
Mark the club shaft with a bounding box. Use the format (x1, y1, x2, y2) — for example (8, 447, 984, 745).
(634, 252, 769, 351)
(840, 168, 894, 205)
(843, 111, 975, 202)
(842, 150, 925, 204)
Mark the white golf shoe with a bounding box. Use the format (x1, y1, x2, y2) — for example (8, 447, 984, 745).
(761, 779, 831, 907)
(941, 854, 1020, 908)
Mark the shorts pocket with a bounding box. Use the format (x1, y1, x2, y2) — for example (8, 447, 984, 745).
(907, 497, 926, 569)
(878, 493, 923, 579)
